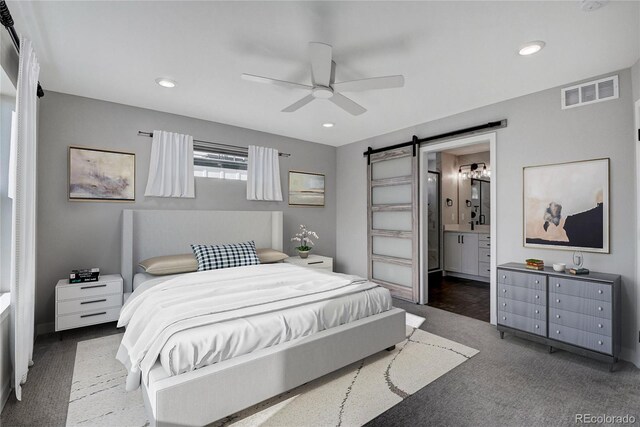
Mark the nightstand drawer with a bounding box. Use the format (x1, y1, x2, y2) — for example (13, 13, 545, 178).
(303, 259, 333, 269)
(56, 307, 121, 331)
(57, 280, 122, 301)
(57, 294, 122, 316)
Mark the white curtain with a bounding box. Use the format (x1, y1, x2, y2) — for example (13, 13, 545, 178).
(144, 130, 195, 198)
(246, 145, 283, 201)
(9, 37, 40, 401)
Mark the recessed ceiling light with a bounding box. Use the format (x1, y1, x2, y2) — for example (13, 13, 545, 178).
(322, 123, 334, 128)
(155, 78, 176, 88)
(518, 41, 545, 56)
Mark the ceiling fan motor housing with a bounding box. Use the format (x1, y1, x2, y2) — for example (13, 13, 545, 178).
(312, 86, 334, 99)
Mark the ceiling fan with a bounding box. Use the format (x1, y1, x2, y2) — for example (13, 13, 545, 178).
(241, 42, 405, 116)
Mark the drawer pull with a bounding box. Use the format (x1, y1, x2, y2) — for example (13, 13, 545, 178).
(486, 254, 490, 257)
(80, 299, 107, 305)
(80, 284, 107, 290)
(598, 340, 603, 346)
(534, 324, 539, 329)
(556, 299, 561, 303)
(556, 330, 560, 334)
(502, 316, 506, 320)
(502, 303, 506, 307)
(598, 289, 603, 294)
(535, 280, 539, 284)
(598, 306, 603, 311)
(502, 289, 507, 293)
(535, 310, 539, 314)
(556, 283, 560, 287)
(502, 275, 506, 279)
(308, 261, 324, 265)
(598, 324, 603, 328)
(535, 295, 539, 299)
(556, 314, 560, 319)
(80, 312, 106, 318)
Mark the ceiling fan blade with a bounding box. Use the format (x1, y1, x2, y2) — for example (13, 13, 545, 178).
(332, 75, 405, 92)
(282, 94, 316, 112)
(309, 42, 332, 87)
(241, 73, 312, 90)
(329, 93, 367, 116)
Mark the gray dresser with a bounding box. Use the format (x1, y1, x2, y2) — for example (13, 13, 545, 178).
(497, 263, 621, 370)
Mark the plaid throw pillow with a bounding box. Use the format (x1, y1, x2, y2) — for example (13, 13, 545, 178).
(191, 241, 261, 271)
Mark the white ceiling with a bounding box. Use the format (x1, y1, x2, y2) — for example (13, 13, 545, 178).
(9, 1, 640, 147)
(443, 142, 490, 156)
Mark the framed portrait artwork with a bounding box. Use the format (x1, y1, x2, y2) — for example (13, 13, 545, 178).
(288, 171, 325, 207)
(68, 146, 135, 201)
(523, 158, 609, 253)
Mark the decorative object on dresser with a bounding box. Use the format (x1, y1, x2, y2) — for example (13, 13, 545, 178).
(523, 158, 609, 253)
(291, 224, 319, 258)
(284, 254, 333, 271)
(69, 267, 100, 283)
(68, 146, 135, 201)
(497, 263, 621, 371)
(55, 274, 123, 336)
(289, 171, 325, 206)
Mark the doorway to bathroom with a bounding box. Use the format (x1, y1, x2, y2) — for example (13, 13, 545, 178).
(419, 133, 497, 323)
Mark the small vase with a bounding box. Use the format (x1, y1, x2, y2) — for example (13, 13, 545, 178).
(298, 250, 310, 259)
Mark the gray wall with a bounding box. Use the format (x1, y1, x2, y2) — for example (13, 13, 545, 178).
(336, 68, 638, 358)
(36, 92, 336, 330)
(633, 59, 639, 103)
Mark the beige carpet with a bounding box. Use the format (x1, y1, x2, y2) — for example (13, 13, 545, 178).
(66, 320, 477, 427)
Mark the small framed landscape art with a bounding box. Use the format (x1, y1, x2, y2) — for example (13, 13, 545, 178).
(523, 158, 609, 253)
(289, 171, 325, 207)
(69, 146, 135, 201)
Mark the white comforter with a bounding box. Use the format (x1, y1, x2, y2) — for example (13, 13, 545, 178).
(116, 263, 385, 391)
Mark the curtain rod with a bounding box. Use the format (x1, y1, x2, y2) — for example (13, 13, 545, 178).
(137, 131, 291, 157)
(362, 120, 507, 159)
(0, 1, 44, 98)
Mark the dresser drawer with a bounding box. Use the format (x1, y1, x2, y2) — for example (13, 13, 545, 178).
(57, 294, 122, 316)
(57, 280, 122, 301)
(498, 311, 545, 336)
(498, 298, 545, 320)
(549, 293, 611, 319)
(548, 278, 611, 302)
(479, 248, 491, 261)
(498, 269, 545, 291)
(549, 323, 612, 355)
(478, 262, 491, 278)
(478, 240, 491, 249)
(56, 307, 121, 331)
(549, 308, 611, 336)
(479, 234, 491, 242)
(498, 284, 545, 306)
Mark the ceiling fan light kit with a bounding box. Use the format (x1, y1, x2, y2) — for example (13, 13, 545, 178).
(241, 42, 405, 116)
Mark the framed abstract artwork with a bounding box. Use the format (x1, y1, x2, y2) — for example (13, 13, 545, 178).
(68, 146, 135, 201)
(288, 171, 325, 207)
(523, 158, 609, 253)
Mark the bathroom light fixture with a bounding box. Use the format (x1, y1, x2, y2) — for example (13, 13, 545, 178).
(459, 162, 490, 179)
(519, 41, 545, 56)
(155, 78, 176, 88)
(322, 122, 335, 128)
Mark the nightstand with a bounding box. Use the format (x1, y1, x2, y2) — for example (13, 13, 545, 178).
(284, 254, 333, 271)
(55, 274, 123, 333)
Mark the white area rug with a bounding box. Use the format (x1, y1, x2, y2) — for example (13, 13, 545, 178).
(66, 315, 477, 427)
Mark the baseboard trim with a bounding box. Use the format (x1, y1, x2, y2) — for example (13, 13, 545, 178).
(620, 346, 639, 368)
(36, 322, 54, 336)
(1, 378, 10, 413)
(445, 271, 490, 283)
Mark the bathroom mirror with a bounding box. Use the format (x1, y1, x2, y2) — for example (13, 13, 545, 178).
(459, 178, 490, 225)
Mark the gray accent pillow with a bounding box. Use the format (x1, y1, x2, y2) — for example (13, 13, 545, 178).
(139, 254, 198, 276)
(257, 248, 289, 264)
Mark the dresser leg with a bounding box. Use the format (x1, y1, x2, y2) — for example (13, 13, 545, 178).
(499, 331, 504, 339)
(59, 331, 63, 341)
(548, 346, 553, 354)
(609, 363, 615, 373)
(385, 345, 396, 352)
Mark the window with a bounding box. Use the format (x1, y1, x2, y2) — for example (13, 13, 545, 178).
(194, 149, 247, 181)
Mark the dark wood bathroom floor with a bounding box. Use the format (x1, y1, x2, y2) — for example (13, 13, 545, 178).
(427, 272, 490, 322)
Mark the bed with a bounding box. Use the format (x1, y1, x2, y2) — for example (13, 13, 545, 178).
(120, 209, 406, 427)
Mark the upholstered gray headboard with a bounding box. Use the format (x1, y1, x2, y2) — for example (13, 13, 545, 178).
(121, 209, 283, 293)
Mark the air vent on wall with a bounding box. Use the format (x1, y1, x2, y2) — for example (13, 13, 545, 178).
(561, 75, 618, 109)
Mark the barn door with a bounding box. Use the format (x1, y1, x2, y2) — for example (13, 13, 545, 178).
(367, 147, 419, 302)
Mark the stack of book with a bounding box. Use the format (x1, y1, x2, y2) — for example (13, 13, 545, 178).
(568, 267, 590, 275)
(525, 259, 544, 271)
(69, 268, 100, 283)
